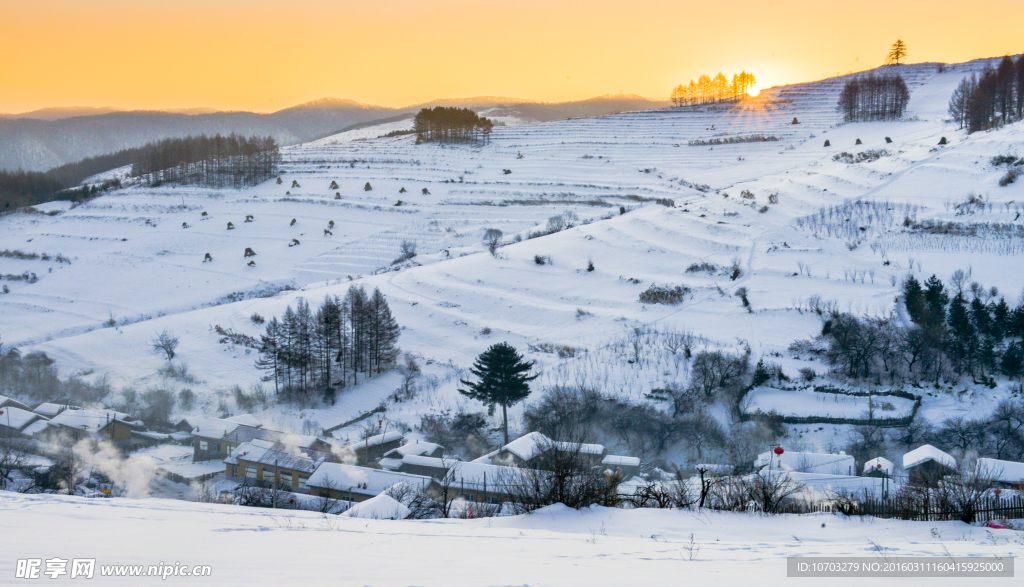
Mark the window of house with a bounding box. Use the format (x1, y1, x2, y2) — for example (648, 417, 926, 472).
(199, 440, 208, 451)
(231, 466, 237, 477)
(298, 475, 309, 489)
(262, 468, 275, 482)
(245, 465, 257, 478)
(212, 443, 220, 453)
(280, 472, 293, 486)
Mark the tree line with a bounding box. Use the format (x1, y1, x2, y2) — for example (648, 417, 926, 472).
(255, 286, 401, 404)
(413, 107, 494, 144)
(131, 134, 280, 188)
(670, 71, 756, 107)
(0, 144, 146, 211)
(836, 72, 910, 122)
(948, 55, 1024, 132)
(817, 271, 1024, 385)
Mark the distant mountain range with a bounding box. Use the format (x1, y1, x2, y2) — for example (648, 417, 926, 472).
(0, 95, 670, 172)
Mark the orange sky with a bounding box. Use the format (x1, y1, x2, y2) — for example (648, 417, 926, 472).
(1, 0, 1021, 113)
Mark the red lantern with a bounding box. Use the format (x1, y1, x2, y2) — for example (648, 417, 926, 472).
(994, 488, 1002, 496)
(773, 447, 784, 456)
(877, 463, 882, 469)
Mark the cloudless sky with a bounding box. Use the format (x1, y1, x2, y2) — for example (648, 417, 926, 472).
(1, 0, 1020, 113)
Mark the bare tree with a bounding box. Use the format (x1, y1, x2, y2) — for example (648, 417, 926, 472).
(0, 434, 31, 490)
(482, 228, 503, 256)
(150, 330, 179, 361)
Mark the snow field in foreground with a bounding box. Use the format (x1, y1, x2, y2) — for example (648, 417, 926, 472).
(1, 492, 1021, 586)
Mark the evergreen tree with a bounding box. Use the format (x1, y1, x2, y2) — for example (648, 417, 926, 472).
(459, 343, 538, 446)
(886, 39, 908, 65)
(902, 275, 926, 324)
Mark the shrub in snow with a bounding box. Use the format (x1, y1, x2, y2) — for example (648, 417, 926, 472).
(226, 222, 234, 230)
(885, 136, 893, 143)
(638, 284, 689, 305)
(740, 190, 755, 199)
(364, 182, 372, 191)
(291, 180, 300, 188)
(276, 177, 282, 184)
(422, 188, 430, 195)
(482, 228, 503, 256)
(586, 258, 595, 272)
(792, 117, 799, 124)
(855, 138, 862, 145)
(244, 247, 256, 257)
(999, 168, 1019, 187)
(335, 192, 341, 199)
(329, 180, 339, 189)
(824, 140, 830, 147)
(203, 253, 212, 263)
(399, 187, 406, 193)
(938, 137, 947, 145)
(250, 313, 264, 325)
(533, 255, 547, 265)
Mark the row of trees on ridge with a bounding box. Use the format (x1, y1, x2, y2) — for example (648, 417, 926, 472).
(837, 73, 910, 122)
(413, 107, 494, 144)
(670, 71, 756, 107)
(131, 134, 280, 188)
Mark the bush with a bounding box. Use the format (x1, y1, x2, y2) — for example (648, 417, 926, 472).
(250, 313, 265, 325)
(798, 368, 816, 382)
(686, 262, 717, 273)
(999, 168, 1019, 187)
(639, 284, 689, 305)
(533, 255, 548, 265)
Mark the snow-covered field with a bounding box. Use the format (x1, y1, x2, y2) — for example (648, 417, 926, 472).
(1, 492, 1021, 586)
(1, 55, 1023, 447)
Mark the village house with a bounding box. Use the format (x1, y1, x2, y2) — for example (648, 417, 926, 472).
(601, 455, 641, 480)
(386, 454, 455, 478)
(755, 450, 856, 476)
(444, 461, 522, 504)
(32, 402, 77, 419)
(377, 440, 444, 471)
(189, 415, 333, 462)
(342, 430, 405, 465)
(903, 444, 957, 485)
(863, 457, 895, 478)
(479, 431, 635, 474)
(42, 408, 143, 449)
(225, 439, 335, 492)
(0, 406, 49, 438)
(976, 457, 1024, 488)
(305, 462, 437, 502)
(0, 395, 31, 412)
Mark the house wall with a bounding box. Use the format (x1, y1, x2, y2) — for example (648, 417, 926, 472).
(229, 458, 313, 492)
(193, 436, 237, 462)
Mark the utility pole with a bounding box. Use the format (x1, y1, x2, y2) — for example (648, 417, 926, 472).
(272, 458, 279, 509)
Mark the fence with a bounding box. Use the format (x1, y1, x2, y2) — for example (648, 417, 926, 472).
(777, 494, 1024, 523)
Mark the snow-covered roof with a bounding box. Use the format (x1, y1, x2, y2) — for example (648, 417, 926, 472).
(755, 450, 855, 476)
(188, 417, 245, 439)
(471, 449, 500, 464)
(0, 395, 31, 410)
(602, 455, 640, 467)
(168, 431, 192, 442)
(863, 457, 895, 475)
(131, 430, 169, 440)
(341, 493, 410, 520)
(903, 445, 956, 470)
(346, 430, 404, 450)
(198, 421, 324, 449)
(224, 414, 263, 428)
(33, 402, 77, 418)
(49, 408, 139, 431)
(306, 462, 435, 496)
(501, 432, 552, 461)
(555, 441, 606, 456)
(383, 440, 443, 459)
(21, 420, 51, 437)
(445, 461, 521, 491)
(0, 406, 45, 431)
(977, 458, 1024, 484)
(378, 458, 403, 471)
(224, 439, 332, 474)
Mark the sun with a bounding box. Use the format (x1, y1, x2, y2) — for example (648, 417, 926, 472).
(747, 84, 761, 97)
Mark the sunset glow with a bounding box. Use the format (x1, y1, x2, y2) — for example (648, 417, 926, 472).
(0, 0, 1021, 112)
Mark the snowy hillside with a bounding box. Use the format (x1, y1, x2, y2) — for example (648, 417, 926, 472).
(2, 56, 1022, 446)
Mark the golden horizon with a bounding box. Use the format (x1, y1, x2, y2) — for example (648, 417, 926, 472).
(1, 0, 1021, 114)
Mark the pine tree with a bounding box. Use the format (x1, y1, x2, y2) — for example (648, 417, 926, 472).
(902, 275, 926, 324)
(887, 39, 908, 65)
(459, 343, 538, 446)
